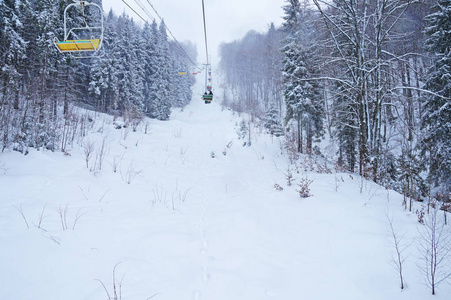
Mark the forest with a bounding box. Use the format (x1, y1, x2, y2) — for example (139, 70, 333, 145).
(1, 0, 450, 207)
(218, 0, 451, 208)
(0, 0, 195, 152)
(2, 1, 451, 297)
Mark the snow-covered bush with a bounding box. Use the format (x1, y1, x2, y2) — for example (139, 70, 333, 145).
(273, 183, 283, 191)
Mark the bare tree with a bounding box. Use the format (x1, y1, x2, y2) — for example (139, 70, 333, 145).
(218, 25, 284, 118)
(121, 161, 142, 184)
(94, 136, 109, 171)
(387, 214, 411, 290)
(312, 0, 416, 179)
(83, 140, 95, 169)
(417, 201, 451, 295)
(110, 153, 125, 173)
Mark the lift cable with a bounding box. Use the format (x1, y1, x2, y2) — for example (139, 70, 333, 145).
(133, 0, 156, 23)
(144, 0, 201, 71)
(144, 0, 163, 22)
(122, 0, 200, 71)
(201, 0, 209, 66)
(121, 0, 149, 25)
(201, 0, 213, 103)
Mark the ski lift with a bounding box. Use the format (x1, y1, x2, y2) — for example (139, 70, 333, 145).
(54, 0, 104, 57)
(203, 92, 213, 104)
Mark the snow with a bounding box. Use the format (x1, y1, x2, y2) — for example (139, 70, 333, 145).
(1, 81, 450, 299)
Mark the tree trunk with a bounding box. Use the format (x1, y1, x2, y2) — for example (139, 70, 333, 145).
(297, 115, 302, 153)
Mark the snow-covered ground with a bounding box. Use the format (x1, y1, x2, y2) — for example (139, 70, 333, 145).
(1, 81, 450, 299)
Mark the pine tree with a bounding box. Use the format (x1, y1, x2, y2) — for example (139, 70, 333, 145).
(147, 21, 172, 120)
(170, 41, 194, 109)
(0, 0, 30, 150)
(113, 14, 144, 115)
(172, 58, 191, 108)
(282, 0, 324, 153)
(264, 104, 284, 137)
(156, 21, 173, 120)
(88, 9, 113, 112)
(332, 83, 358, 173)
(0, 2, 196, 153)
(0, 0, 28, 109)
(141, 21, 158, 116)
(24, 0, 61, 149)
(264, 23, 284, 113)
(237, 119, 251, 146)
(421, 0, 451, 195)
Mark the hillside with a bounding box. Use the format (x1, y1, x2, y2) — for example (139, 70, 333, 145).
(0, 82, 450, 299)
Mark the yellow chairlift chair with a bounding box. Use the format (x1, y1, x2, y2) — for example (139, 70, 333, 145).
(54, 1, 104, 57)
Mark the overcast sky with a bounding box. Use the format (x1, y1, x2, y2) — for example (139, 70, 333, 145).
(102, 0, 287, 65)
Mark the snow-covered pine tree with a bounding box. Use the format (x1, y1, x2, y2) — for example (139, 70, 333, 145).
(421, 0, 451, 197)
(155, 21, 172, 120)
(88, 10, 118, 112)
(146, 21, 171, 120)
(0, 0, 30, 151)
(264, 103, 284, 137)
(332, 84, 358, 173)
(282, 0, 324, 153)
(168, 41, 195, 110)
(25, 0, 62, 149)
(113, 14, 144, 116)
(282, 0, 303, 153)
(0, 0, 28, 108)
(176, 41, 196, 108)
(238, 119, 248, 140)
(128, 17, 145, 121)
(141, 21, 159, 116)
(171, 57, 191, 108)
(264, 23, 284, 114)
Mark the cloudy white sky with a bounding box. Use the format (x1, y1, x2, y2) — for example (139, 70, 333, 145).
(103, 0, 287, 65)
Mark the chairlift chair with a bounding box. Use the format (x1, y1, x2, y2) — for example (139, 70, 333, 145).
(203, 89, 213, 104)
(203, 93, 213, 104)
(54, 0, 104, 57)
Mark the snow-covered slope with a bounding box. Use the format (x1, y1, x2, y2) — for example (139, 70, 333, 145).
(0, 84, 449, 299)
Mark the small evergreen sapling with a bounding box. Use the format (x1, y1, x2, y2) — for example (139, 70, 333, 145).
(283, 166, 294, 186)
(297, 176, 313, 198)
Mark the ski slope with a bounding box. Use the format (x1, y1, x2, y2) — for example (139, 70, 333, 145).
(0, 82, 449, 299)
